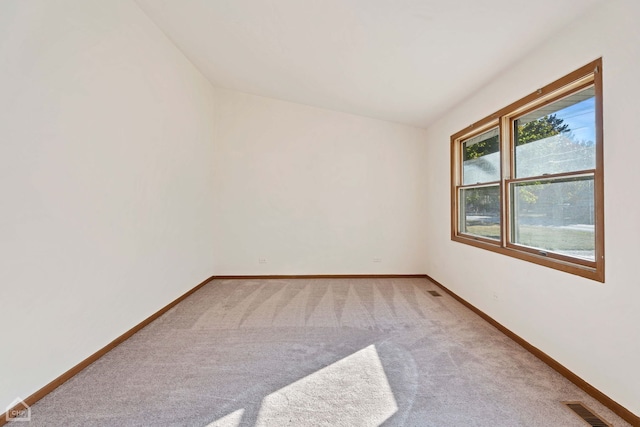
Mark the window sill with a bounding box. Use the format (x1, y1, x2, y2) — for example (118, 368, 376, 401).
(451, 234, 604, 282)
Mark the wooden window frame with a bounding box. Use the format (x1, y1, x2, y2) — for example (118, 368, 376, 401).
(450, 59, 604, 282)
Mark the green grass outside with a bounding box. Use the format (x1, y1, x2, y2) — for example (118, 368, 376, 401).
(466, 224, 594, 251)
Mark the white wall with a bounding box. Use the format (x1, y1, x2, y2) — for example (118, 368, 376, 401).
(211, 87, 428, 275)
(0, 0, 429, 410)
(423, 0, 640, 415)
(0, 0, 217, 409)
(10, 0, 633, 417)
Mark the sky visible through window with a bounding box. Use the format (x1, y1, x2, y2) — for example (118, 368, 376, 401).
(555, 97, 595, 144)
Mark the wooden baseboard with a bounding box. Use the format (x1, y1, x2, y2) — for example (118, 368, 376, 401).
(213, 274, 428, 280)
(424, 274, 640, 427)
(4, 273, 637, 426)
(1, 275, 215, 427)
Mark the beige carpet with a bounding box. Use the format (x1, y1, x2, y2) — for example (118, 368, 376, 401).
(28, 278, 630, 426)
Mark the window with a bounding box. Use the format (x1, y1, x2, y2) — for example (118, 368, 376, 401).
(459, 128, 501, 241)
(451, 59, 604, 281)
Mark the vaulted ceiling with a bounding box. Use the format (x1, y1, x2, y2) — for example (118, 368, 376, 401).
(135, 0, 604, 128)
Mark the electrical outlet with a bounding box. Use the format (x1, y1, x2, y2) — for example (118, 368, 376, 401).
(258, 258, 267, 264)
(373, 258, 382, 263)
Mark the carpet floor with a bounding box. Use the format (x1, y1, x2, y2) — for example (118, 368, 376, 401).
(28, 278, 630, 426)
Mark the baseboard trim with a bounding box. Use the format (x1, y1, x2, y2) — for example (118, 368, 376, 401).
(424, 274, 640, 427)
(213, 274, 428, 280)
(4, 273, 637, 426)
(1, 275, 215, 426)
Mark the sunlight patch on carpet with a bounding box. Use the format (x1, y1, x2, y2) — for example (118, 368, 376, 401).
(254, 344, 398, 426)
(206, 408, 244, 427)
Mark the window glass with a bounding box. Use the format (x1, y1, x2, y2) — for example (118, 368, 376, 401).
(514, 86, 595, 178)
(460, 185, 500, 240)
(511, 176, 595, 261)
(462, 128, 500, 185)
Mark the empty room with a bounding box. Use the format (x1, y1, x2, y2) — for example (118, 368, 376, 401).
(1, 0, 639, 426)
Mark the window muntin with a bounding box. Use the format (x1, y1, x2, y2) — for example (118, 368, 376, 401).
(451, 59, 603, 282)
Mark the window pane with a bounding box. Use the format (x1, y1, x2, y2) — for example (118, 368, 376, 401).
(460, 185, 500, 240)
(462, 127, 500, 185)
(514, 86, 595, 178)
(511, 176, 594, 261)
